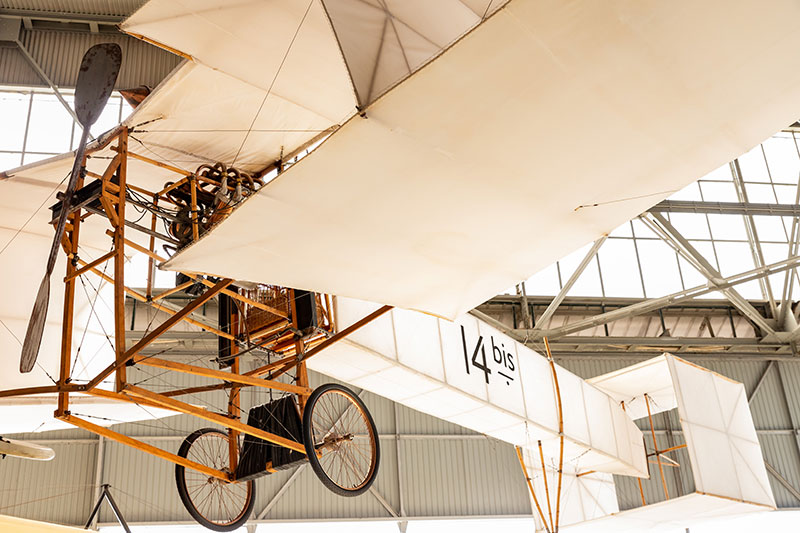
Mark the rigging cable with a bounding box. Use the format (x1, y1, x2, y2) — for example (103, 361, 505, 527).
(70, 244, 114, 380)
(231, 0, 315, 167)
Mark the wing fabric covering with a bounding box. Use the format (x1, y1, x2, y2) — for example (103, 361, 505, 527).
(0, 155, 183, 432)
(309, 297, 647, 477)
(320, 0, 508, 106)
(120, 0, 508, 168)
(163, 0, 800, 319)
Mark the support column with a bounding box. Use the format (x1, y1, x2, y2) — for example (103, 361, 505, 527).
(14, 31, 82, 130)
(394, 403, 408, 533)
(730, 159, 777, 317)
(290, 289, 310, 411)
(145, 194, 158, 301)
(56, 169, 84, 416)
(228, 304, 241, 476)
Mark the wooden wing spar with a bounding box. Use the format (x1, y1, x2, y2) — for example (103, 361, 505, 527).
(121, 0, 800, 319)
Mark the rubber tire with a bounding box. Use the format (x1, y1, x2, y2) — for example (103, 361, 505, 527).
(175, 428, 255, 532)
(302, 383, 380, 497)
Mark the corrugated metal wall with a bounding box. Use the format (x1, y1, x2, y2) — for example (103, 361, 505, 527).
(2, 357, 798, 527)
(0, 26, 180, 89)
(0, 368, 533, 527)
(1, 1, 146, 17)
(0, 440, 97, 525)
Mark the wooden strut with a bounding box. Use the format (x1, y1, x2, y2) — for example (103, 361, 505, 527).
(645, 393, 670, 500)
(0, 385, 61, 398)
(76, 261, 235, 340)
(290, 289, 310, 412)
(515, 446, 552, 533)
(146, 193, 158, 301)
(57, 163, 83, 416)
(84, 385, 304, 463)
(117, 32, 193, 61)
(157, 339, 326, 399)
(159, 355, 300, 398)
(158, 305, 392, 398)
(538, 440, 555, 531)
(543, 337, 565, 533)
(151, 279, 195, 301)
(123, 385, 307, 454)
(653, 443, 687, 455)
(30, 133, 405, 486)
(227, 307, 241, 478)
(64, 248, 115, 282)
(132, 356, 312, 396)
(85, 277, 233, 390)
(86, 387, 175, 413)
(61, 414, 229, 481)
(113, 234, 289, 319)
(114, 129, 128, 392)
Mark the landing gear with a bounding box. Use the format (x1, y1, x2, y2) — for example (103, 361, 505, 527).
(175, 428, 255, 532)
(302, 384, 380, 496)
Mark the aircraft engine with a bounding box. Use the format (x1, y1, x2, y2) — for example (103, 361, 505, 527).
(164, 163, 262, 249)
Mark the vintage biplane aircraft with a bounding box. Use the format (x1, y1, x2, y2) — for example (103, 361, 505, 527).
(1, 0, 798, 531)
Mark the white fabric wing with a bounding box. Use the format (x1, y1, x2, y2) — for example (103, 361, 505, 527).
(308, 297, 648, 477)
(162, 0, 800, 318)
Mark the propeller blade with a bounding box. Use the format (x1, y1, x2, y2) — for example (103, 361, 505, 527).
(19, 43, 122, 374)
(19, 274, 50, 373)
(75, 43, 122, 127)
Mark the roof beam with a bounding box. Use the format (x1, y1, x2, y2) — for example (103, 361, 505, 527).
(485, 294, 770, 312)
(650, 200, 800, 217)
(534, 235, 607, 329)
(14, 35, 82, 129)
(643, 212, 777, 336)
(525, 252, 800, 340)
(779, 178, 800, 325)
(0, 9, 123, 26)
(730, 158, 778, 316)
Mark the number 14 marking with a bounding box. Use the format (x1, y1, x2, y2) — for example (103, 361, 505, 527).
(461, 325, 516, 386)
(461, 325, 491, 384)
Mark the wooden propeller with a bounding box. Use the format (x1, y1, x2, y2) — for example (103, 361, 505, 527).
(20, 43, 122, 373)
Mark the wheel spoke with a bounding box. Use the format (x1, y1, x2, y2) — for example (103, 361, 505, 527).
(177, 430, 253, 529)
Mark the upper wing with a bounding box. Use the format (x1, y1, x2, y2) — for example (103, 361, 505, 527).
(162, 0, 800, 318)
(10, 0, 800, 327)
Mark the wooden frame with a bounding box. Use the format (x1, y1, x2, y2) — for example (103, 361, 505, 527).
(1, 126, 393, 483)
(516, 355, 691, 531)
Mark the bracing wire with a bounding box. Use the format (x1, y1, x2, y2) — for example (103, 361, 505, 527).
(231, 0, 315, 167)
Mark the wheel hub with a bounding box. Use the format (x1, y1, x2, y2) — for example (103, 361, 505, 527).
(321, 432, 354, 451)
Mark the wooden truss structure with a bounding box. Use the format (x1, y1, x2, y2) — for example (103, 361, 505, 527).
(0, 126, 392, 483)
(515, 338, 688, 533)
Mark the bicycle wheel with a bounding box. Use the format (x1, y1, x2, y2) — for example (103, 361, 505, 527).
(175, 428, 255, 532)
(302, 383, 380, 496)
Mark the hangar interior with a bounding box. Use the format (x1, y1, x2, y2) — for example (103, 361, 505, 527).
(0, 1, 799, 532)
